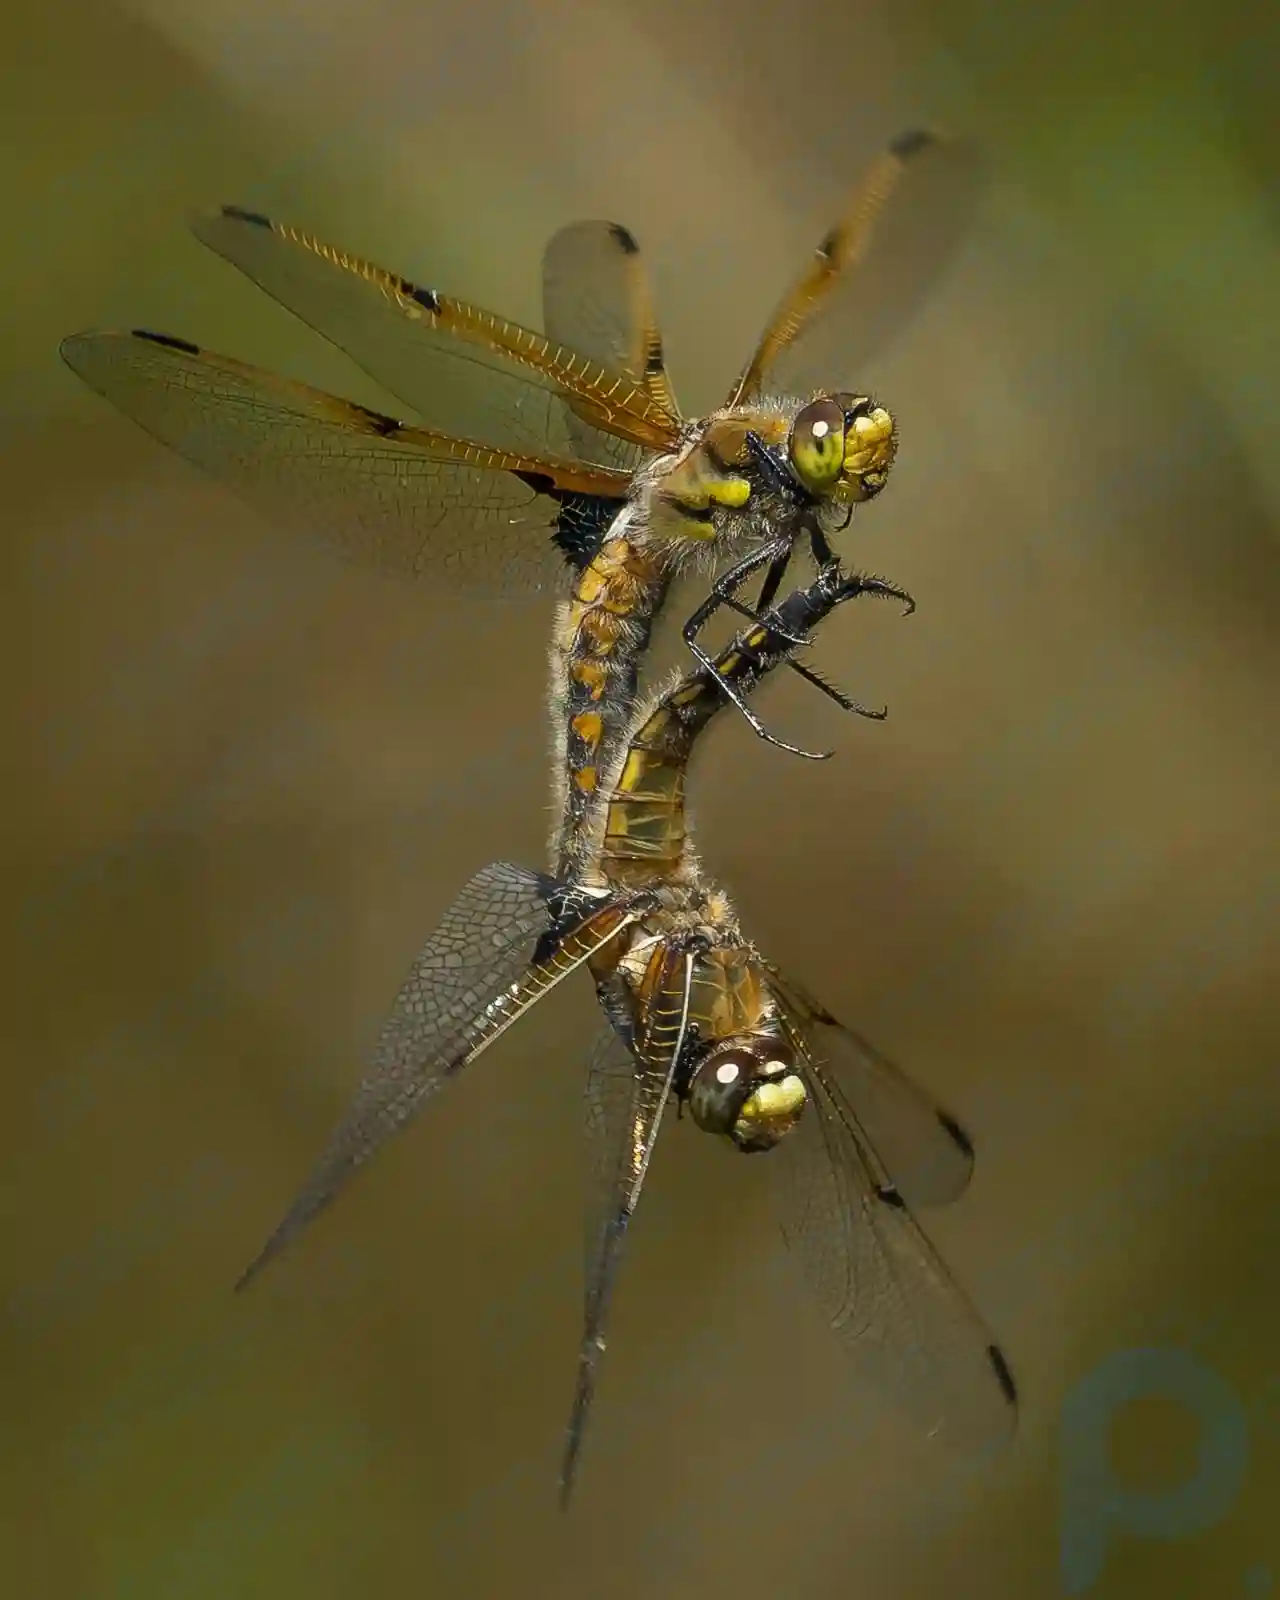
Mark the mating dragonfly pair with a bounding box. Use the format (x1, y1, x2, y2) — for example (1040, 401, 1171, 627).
(62, 128, 1016, 1502)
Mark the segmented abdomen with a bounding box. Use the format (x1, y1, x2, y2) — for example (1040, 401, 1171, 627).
(551, 528, 667, 881)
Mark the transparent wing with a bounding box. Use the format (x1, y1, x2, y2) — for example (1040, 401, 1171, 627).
(728, 129, 987, 405)
(237, 864, 638, 1288)
(560, 950, 693, 1506)
(580, 1009, 644, 1305)
(542, 220, 679, 473)
(772, 977, 1017, 1453)
(62, 330, 631, 596)
(765, 963, 974, 1208)
(193, 206, 681, 464)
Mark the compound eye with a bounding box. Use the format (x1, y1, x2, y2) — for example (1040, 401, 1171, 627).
(788, 397, 847, 495)
(688, 1048, 753, 1136)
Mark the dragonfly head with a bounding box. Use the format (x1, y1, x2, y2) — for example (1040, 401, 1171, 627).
(687, 1035, 807, 1153)
(787, 393, 896, 507)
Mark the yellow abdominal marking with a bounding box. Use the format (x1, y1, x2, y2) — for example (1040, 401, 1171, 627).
(570, 660, 607, 697)
(574, 766, 598, 793)
(571, 710, 604, 746)
(574, 567, 606, 604)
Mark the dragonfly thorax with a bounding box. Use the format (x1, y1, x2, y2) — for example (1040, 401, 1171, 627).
(650, 392, 897, 560)
(686, 1034, 807, 1154)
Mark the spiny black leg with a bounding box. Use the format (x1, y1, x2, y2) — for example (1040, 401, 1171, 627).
(692, 584, 876, 715)
(702, 583, 807, 640)
(682, 535, 836, 757)
(844, 572, 916, 616)
(788, 658, 888, 720)
(808, 519, 837, 568)
(783, 568, 917, 720)
(682, 536, 803, 648)
(684, 627, 834, 760)
(753, 544, 794, 615)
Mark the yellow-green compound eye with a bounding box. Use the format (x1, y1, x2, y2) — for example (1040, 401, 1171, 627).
(788, 397, 847, 495)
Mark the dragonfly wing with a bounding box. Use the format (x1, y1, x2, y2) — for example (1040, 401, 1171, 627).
(62, 330, 632, 596)
(542, 220, 678, 473)
(237, 864, 638, 1288)
(765, 963, 974, 1207)
(559, 949, 694, 1505)
(728, 130, 987, 405)
(193, 206, 680, 463)
(772, 976, 1017, 1453)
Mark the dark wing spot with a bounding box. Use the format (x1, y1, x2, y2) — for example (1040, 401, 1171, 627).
(220, 204, 273, 228)
(511, 475, 627, 569)
(644, 339, 666, 377)
(890, 128, 936, 161)
(986, 1343, 1019, 1406)
(400, 279, 441, 313)
(876, 1183, 906, 1209)
(351, 403, 403, 437)
(133, 329, 201, 356)
(816, 227, 841, 263)
(607, 223, 640, 256)
(936, 1111, 975, 1159)
(514, 469, 557, 497)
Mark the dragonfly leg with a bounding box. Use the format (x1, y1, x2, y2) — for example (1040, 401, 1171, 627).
(683, 535, 807, 647)
(787, 656, 888, 721)
(789, 566, 918, 721)
(681, 536, 836, 760)
(752, 542, 794, 615)
(682, 624, 834, 761)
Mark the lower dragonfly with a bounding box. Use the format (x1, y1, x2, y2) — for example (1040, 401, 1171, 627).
(235, 562, 1018, 1501)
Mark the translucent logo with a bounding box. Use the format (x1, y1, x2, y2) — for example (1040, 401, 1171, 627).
(1059, 1345, 1263, 1594)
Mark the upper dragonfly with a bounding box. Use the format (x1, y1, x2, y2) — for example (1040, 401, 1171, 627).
(231, 560, 1017, 1504)
(61, 129, 983, 879)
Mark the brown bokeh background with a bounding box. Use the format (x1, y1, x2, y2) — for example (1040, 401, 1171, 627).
(5, 0, 1278, 1595)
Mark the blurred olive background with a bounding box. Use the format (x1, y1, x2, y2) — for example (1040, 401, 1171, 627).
(4, 0, 1278, 1595)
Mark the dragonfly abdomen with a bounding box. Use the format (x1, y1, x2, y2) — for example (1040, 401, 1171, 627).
(550, 524, 668, 879)
(598, 709, 690, 887)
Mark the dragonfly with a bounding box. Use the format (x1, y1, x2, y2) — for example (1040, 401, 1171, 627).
(232, 558, 1018, 1503)
(60, 128, 985, 880)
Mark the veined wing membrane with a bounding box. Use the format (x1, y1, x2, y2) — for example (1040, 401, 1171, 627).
(236, 863, 639, 1289)
(766, 963, 974, 1208)
(542, 221, 678, 473)
(561, 948, 694, 1506)
(193, 206, 681, 465)
(61, 330, 631, 594)
(728, 130, 986, 406)
(774, 979, 1017, 1453)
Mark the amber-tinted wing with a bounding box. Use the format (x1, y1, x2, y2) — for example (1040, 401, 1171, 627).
(62, 330, 632, 595)
(727, 129, 986, 406)
(542, 221, 680, 473)
(771, 971, 1017, 1452)
(560, 949, 693, 1506)
(236, 863, 638, 1289)
(194, 206, 682, 464)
